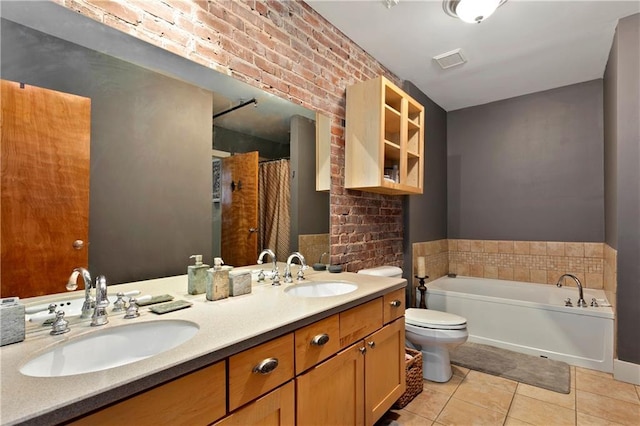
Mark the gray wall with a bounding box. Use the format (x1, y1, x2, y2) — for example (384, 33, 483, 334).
(290, 115, 330, 251)
(213, 126, 289, 160)
(604, 14, 640, 365)
(402, 81, 448, 291)
(2, 19, 213, 284)
(447, 80, 605, 242)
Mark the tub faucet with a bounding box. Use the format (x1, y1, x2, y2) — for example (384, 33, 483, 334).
(284, 252, 307, 283)
(257, 249, 280, 285)
(556, 274, 587, 307)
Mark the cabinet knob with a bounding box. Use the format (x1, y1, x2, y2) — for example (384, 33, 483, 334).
(367, 341, 376, 349)
(311, 333, 330, 346)
(389, 299, 401, 307)
(72, 239, 84, 249)
(252, 357, 279, 375)
(359, 347, 366, 355)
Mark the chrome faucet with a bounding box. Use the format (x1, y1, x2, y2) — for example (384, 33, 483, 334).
(66, 268, 110, 324)
(556, 274, 587, 307)
(67, 267, 94, 319)
(284, 252, 307, 283)
(257, 249, 280, 285)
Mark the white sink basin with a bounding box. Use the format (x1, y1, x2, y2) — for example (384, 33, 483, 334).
(20, 320, 199, 377)
(284, 281, 357, 298)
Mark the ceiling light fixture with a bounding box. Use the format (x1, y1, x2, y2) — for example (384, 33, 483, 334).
(443, 0, 508, 24)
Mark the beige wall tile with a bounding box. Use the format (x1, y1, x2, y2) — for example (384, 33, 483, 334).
(458, 239, 471, 252)
(513, 241, 530, 255)
(530, 269, 547, 284)
(585, 243, 604, 258)
(484, 240, 499, 253)
(448, 239, 458, 252)
(566, 242, 585, 258)
(484, 265, 498, 279)
(585, 273, 604, 289)
(499, 240, 515, 254)
(471, 240, 484, 253)
(513, 268, 530, 283)
(530, 241, 547, 255)
(449, 263, 458, 275)
(547, 241, 565, 256)
(437, 239, 448, 253)
(470, 263, 484, 278)
(457, 263, 470, 276)
(499, 267, 514, 280)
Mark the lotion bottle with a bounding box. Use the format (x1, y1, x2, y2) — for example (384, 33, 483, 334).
(188, 255, 209, 295)
(206, 257, 230, 301)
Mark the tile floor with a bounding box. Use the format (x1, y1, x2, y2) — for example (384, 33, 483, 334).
(377, 365, 640, 425)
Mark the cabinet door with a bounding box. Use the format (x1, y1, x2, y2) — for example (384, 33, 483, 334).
(69, 362, 226, 426)
(365, 318, 406, 425)
(214, 381, 294, 426)
(296, 343, 365, 426)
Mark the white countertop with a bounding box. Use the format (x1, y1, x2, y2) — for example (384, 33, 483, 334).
(0, 265, 406, 425)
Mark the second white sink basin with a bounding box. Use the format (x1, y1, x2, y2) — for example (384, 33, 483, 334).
(20, 320, 199, 377)
(284, 281, 357, 298)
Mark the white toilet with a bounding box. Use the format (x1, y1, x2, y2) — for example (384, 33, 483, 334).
(358, 266, 468, 383)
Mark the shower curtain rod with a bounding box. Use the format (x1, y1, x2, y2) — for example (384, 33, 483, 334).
(213, 98, 257, 119)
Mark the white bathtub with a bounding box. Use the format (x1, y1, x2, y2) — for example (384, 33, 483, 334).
(418, 276, 614, 372)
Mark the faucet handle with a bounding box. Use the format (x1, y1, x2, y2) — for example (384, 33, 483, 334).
(564, 298, 573, 307)
(124, 298, 140, 319)
(271, 270, 281, 286)
(296, 268, 305, 281)
(590, 298, 599, 307)
(112, 292, 126, 312)
(257, 269, 265, 282)
(50, 311, 70, 335)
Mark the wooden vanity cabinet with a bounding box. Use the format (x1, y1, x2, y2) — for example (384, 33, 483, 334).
(345, 76, 424, 195)
(68, 361, 226, 426)
(214, 381, 294, 426)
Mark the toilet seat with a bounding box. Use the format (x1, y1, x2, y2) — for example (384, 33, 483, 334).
(405, 308, 467, 330)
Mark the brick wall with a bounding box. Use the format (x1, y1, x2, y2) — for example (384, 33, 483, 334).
(57, 0, 405, 271)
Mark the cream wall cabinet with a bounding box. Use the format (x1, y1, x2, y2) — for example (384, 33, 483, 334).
(345, 76, 424, 195)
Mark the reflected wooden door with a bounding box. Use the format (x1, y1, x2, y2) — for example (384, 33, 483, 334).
(221, 151, 258, 267)
(1, 80, 90, 298)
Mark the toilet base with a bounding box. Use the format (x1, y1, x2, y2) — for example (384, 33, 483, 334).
(421, 345, 453, 383)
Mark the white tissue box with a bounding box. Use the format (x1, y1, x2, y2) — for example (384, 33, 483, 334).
(0, 297, 25, 346)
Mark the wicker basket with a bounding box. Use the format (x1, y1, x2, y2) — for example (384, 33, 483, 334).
(393, 347, 423, 409)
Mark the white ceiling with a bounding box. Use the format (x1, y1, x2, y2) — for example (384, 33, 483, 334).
(307, 0, 640, 111)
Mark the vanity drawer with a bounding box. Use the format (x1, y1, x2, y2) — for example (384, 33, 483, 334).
(228, 333, 294, 411)
(69, 361, 226, 425)
(339, 298, 383, 348)
(295, 314, 340, 374)
(383, 288, 406, 324)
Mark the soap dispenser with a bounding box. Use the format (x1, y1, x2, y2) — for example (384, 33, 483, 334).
(188, 255, 209, 295)
(206, 257, 231, 301)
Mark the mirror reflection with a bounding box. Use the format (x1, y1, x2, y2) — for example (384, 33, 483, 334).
(0, 2, 329, 298)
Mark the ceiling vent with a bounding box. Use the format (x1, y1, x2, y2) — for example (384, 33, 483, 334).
(433, 48, 467, 69)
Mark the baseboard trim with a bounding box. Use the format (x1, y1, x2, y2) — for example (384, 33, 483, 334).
(613, 358, 640, 385)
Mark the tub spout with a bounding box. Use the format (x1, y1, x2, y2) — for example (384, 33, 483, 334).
(556, 274, 587, 307)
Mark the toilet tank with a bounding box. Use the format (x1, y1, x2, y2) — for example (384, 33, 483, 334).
(357, 266, 403, 278)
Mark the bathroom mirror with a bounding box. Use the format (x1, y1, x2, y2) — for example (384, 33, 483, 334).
(0, 1, 329, 294)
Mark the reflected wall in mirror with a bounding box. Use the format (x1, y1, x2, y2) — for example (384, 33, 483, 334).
(0, 2, 329, 298)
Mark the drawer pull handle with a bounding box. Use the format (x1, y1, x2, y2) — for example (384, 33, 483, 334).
(311, 333, 330, 346)
(368, 341, 376, 349)
(252, 357, 279, 375)
(390, 300, 402, 307)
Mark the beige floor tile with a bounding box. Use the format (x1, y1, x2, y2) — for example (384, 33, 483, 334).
(504, 417, 535, 426)
(436, 397, 505, 426)
(576, 369, 640, 404)
(577, 411, 625, 426)
(576, 367, 614, 380)
(453, 375, 515, 413)
(376, 409, 433, 426)
(403, 388, 451, 421)
(577, 390, 640, 426)
(509, 394, 576, 425)
(572, 366, 577, 388)
(636, 385, 640, 399)
(516, 382, 576, 410)
(462, 370, 518, 393)
(451, 365, 470, 378)
(423, 374, 463, 397)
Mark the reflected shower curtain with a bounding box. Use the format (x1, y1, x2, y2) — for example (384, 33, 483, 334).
(258, 159, 290, 259)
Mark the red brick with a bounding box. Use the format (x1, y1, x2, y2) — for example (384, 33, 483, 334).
(87, 0, 141, 24)
(132, 0, 174, 23)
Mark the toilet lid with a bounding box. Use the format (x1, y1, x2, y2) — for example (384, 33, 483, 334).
(405, 308, 467, 330)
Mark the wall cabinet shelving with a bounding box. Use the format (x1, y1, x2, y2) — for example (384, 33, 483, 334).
(345, 76, 425, 195)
